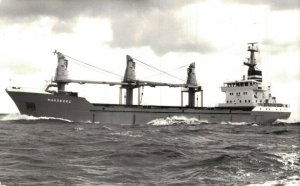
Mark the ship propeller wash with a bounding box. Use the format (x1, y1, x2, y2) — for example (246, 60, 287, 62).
(6, 43, 291, 124)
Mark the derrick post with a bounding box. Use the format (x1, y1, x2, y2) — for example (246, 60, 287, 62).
(125, 86, 134, 105)
(188, 88, 196, 107)
(201, 90, 203, 107)
(54, 51, 69, 93)
(122, 55, 137, 105)
(186, 62, 202, 107)
(119, 87, 122, 104)
(57, 83, 66, 92)
(181, 89, 183, 107)
(138, 86, 141, 105)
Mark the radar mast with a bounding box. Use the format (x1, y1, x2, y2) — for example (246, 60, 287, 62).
(243, 42, 262, 82)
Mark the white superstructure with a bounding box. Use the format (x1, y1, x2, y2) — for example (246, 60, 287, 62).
(218, 43, 289, 112)
(219, 79, 277, 107)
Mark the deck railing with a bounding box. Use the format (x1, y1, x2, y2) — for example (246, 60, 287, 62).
(257, 103, 289, 108)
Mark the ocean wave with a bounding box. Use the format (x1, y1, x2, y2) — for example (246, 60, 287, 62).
(274, 152, 300, 170)
(247, 175, 300, 186)
(74, 127, 84, 131)
(220, 121, 255, 126)
(0, 114, 73, 123)
(147, 116, 209, 126)
(110, 131, 143, 138)
(273, 118, 300, 125)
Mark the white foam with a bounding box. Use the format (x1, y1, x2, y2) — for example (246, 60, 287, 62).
(247, 176, 300, 186)
(273, 118, 300, 124)
(220, 121, 251, 125)
(74, 127, 84, 131)
(291, 145, 297, 149)
(275, 152, 299, 170)
(110, 131, 143, 138)
(0, 114, 72, 123)
(79, 120, 101, 124)
(147, 116, 208, 126)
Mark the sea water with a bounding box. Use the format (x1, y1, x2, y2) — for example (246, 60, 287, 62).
(0, 114, 299, 185)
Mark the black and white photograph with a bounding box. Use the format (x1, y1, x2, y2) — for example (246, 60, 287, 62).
(0, 0, 299, 185)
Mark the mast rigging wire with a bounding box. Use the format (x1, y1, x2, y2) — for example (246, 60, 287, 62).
(68, 60, 121, 79)
(63, 53, 122, 78)
(141, 64, 189, 80)
(132, 57, 185, 82)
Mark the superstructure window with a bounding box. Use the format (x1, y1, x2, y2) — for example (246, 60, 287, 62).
(26, 102, 36, 111)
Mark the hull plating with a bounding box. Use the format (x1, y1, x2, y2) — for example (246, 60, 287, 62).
(6, 89, 291, 125)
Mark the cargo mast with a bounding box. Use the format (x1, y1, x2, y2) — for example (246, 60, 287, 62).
(49, 51, 203, 107)
(185, 63, 202, 107)
(53, 51, 69, 92)
(122, 55, 137, 105)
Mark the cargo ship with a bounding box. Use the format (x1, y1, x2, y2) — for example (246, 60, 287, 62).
(6, 43, 291, 124)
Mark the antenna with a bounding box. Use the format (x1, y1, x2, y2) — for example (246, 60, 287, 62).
(247, 42, 258, 46)
(244, 43, 262, 82)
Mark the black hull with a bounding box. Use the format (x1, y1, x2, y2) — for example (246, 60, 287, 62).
(6, 89, 291, 125)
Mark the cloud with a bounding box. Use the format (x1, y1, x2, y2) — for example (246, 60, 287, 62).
(0, 0, 213, 55)
(0, 0, 195, 20)
(51, 20, 74, 33)
(262, 39, 300, 55)
(109, 11, 214, 55)
(223, 0, 300, 10)
(0, 62, 41, 75)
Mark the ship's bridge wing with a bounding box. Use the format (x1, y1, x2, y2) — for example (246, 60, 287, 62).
(223, 80, 260, 88)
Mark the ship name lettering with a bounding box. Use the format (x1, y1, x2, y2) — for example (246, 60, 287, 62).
(47, 98, 71, 103)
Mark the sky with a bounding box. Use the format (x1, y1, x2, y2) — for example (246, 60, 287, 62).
(0, 0, 299, 121)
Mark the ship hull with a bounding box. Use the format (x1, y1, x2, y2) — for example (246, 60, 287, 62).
(6, 88, 291, 125)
